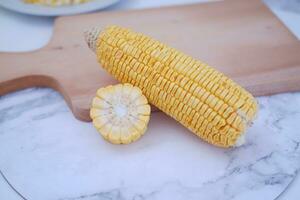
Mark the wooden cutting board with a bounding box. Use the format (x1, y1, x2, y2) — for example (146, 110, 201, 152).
(0, 0, 300, 122)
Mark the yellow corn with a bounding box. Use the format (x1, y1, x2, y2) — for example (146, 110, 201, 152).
(24, 0, 90, 6)
(90, 84, 151, 144)
(85, 25, 258, 148)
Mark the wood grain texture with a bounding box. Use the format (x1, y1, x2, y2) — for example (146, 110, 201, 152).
(0, 0, 300, 122)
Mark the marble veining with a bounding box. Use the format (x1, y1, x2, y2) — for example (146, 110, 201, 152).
(0, 88, 300, 200)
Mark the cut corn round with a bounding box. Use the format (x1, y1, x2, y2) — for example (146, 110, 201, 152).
(90, 83, 151, 144)
(85, 25, 258, 148)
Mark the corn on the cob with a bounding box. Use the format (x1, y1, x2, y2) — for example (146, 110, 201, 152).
(85, 25, 258, 148)
(24, 0, 90, 6)
(90, 83, 151, 144)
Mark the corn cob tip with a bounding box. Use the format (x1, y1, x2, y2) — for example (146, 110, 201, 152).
(84, 27, 101, 53)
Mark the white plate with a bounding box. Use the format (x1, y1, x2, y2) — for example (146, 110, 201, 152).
(0, 0, 120, 16)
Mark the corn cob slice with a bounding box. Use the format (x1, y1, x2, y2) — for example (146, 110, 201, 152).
(90, 83, 151, 144)
(24, 0, 90, 6)
(85, 25, 258, 148)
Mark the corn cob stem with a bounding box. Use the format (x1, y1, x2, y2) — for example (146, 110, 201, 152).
(85, 25, 258, 148)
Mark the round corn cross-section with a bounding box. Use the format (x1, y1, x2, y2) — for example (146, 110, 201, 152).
(85, 25, 259, 148)
(90, 83, 151, 144)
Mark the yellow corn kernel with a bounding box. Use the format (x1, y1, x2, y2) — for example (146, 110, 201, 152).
(24, 0, 90, 6)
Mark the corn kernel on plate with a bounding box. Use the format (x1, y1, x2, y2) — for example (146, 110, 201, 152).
(0, 0, 119, 16)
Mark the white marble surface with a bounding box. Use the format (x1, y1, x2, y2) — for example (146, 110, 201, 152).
(0, 1, 300, 200)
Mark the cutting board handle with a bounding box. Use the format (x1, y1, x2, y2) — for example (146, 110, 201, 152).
(0, 48, 94, 121)
(0, 50, 75, 114)
(1, 50, 52, 94)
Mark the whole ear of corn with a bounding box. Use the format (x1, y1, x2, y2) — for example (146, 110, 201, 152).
(85, 25, 258, 148)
